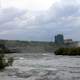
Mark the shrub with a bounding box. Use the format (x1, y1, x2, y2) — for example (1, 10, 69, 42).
(55, 47, 80, 55)
(0, 54, 14, 70)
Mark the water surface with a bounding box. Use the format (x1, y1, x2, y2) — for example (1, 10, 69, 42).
(0, 53, 80, 80)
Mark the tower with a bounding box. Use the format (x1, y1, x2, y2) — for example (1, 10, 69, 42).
(55, 34, 64, 44)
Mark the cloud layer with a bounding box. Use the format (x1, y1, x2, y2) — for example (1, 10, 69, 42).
(0, 0, 80, 41)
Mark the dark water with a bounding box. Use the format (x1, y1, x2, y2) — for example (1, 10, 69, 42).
(0, 53, 80, 80)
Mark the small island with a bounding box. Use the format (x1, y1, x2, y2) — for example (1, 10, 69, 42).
(55, 47, 80, 55)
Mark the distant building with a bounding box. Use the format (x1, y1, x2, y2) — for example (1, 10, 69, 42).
(55, 34, 64, 44)
(64, 39, 73, 44)
(72, 41, 79, 47)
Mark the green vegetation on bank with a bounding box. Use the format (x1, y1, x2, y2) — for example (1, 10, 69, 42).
(0, 43, 17, 53)
(0, 54, 13, 70)
(55, 47, 80, 55)
(0, 39, 78, 53)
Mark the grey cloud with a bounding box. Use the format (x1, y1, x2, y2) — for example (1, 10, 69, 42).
(0, 8, 26, 24)
(0, 8, 27, 33)
(0, 0, 80, 41)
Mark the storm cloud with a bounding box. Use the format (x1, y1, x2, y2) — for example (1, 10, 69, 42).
(0, 0, 80, 41)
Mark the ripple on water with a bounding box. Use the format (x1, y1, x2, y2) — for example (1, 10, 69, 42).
(1, 53, 80, 80)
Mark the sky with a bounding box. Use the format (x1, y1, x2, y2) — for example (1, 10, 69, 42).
(0, 0, 80, 41)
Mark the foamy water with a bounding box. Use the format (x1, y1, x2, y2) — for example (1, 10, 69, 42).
(0, 53, 80, 80)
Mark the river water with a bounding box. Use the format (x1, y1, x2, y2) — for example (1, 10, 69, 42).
(0, 53, 80, 80)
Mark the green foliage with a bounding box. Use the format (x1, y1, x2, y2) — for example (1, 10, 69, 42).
(55, 47, 80, 55)
(0, 54, 14, 70)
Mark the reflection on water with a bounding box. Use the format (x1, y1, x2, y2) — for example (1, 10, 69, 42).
(0, 53, 80, 80)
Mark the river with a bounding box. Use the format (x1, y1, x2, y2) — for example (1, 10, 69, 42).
(0, 53, 80, 80)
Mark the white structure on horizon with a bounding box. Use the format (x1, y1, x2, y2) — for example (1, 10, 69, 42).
(77, 41, 80, 47)
(64, 39, 73, 44)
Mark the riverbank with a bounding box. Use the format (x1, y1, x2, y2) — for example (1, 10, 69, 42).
(55, 47, 80, 55)
(0, 39, 78, 53)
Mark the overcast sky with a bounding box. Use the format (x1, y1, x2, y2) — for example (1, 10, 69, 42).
(0, 0, 80, 41)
